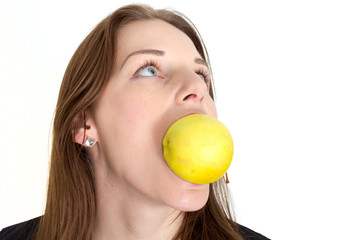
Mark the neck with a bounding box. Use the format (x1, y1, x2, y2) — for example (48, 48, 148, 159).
(93, 174, 183, 240)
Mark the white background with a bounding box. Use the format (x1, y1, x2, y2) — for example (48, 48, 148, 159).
(1, 0, 359, 239)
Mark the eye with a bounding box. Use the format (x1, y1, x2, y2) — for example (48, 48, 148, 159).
(134, 61, 160, 78)
(138, 66, 158, 77)
(196, 69, 211, 87)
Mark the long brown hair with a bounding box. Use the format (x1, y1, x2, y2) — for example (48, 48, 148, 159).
(36, 4, 243, 240)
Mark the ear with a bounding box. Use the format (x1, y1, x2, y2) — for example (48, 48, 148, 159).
(72, 111, 98, 147)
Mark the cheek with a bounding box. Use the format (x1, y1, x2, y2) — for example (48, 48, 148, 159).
(117, 98, 148, 127)
(205, 97, 218, 118)
(94, 87, 164, 161)
(93, 95, 162, 183)
(102, 91, 156, 132)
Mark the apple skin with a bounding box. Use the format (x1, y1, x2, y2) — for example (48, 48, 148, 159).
(162, 114, 233, 184)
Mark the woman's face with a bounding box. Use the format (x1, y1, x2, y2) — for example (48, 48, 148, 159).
(89, 19, 217, 211)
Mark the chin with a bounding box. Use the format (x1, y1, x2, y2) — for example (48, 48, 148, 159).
(170, 184, 210, 212)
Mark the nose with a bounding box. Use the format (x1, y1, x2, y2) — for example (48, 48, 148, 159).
(174, 69, 208, 105)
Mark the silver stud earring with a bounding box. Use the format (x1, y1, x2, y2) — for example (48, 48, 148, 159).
(84, 137, 96, 148)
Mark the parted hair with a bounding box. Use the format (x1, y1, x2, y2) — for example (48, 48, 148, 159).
(35, 4, 243, 240)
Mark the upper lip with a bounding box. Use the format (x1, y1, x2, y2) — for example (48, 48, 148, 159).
(183, 112, 204, 118)
(163, 111, 207, 137)
(184, 109, 206, 117)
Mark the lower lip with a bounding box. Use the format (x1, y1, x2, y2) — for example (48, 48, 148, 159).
(183, 179, 203, 186)
(164, 156, 205, 186)
(172, 169, 203, 186)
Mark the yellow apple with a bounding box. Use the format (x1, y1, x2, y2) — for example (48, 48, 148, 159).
(162, 114, 233, 184)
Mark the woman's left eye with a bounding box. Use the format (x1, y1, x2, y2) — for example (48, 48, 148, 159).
(136, 65, 159, 77)
(196, 69, 211, 86)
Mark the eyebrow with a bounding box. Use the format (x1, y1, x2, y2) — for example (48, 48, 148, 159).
(121, 48, 208, 68)
(194, 58, 208, 67)
(121, 49, 165, 68)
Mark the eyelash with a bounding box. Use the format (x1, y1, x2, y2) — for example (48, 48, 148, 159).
(195, 68, 211, 86)
(133, 60, 161, 78)
(133, 60, 211, 86)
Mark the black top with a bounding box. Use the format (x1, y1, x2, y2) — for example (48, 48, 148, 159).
(0, 217, 270, 240)
(0, 217, 40, 240)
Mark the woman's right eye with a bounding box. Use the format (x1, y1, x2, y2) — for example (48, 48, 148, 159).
(136, 65, 159, 77)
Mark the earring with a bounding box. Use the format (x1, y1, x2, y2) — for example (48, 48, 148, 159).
(84, 137, 96, 148)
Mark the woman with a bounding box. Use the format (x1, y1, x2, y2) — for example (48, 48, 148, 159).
(0, 4, 269, 240)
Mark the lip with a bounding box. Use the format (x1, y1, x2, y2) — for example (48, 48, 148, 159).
(180, 174, 205, 186)
(164, 156, 205, 186)
(185, 113, 196, 117)
(184, 112, 205, 118)
(184, 180, 203, 186)
(162, 111, 209, 187)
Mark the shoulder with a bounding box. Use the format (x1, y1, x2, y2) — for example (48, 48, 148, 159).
(0, 217, 40, 240)
(237, 223, 271, 240)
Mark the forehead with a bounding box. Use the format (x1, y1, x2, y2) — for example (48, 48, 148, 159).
(116, 19, 200, 59)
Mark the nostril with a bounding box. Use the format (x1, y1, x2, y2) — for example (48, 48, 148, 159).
(183, 94, 196, 101)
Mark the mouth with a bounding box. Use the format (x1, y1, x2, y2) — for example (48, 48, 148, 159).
(183, 179, 203, 186)
(183, 112, 208, 119)
(161, 112, 211, 184)
(175, 171, 206, 186)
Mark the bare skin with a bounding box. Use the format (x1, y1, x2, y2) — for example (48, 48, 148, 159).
(74, 19, 217, 240)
